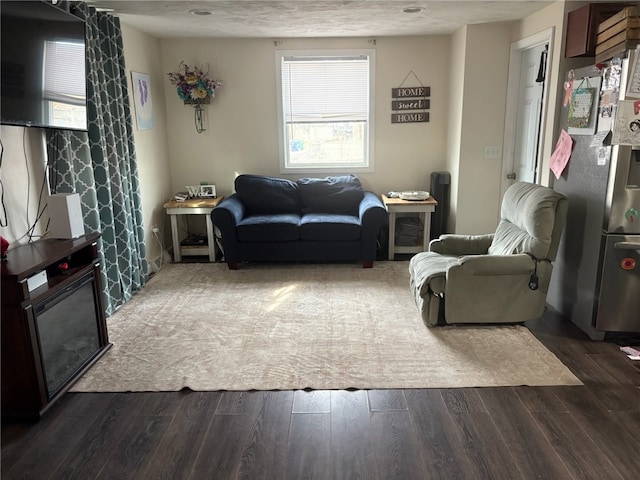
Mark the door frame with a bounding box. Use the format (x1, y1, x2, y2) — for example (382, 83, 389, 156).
(501, 27, 555, 199)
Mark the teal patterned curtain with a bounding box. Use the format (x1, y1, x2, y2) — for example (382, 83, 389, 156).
(47, 2, 147, 316)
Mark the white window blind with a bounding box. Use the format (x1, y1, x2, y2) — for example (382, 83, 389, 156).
(44, 40, 85, 105)
(282, 56, 369, 123)
(276, 50, 375, 173)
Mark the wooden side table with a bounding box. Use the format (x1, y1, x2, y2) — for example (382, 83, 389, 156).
(163, 197, 224, 262)
(382, 194, 438, 260)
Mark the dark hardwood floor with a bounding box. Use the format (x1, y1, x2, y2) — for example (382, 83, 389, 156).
(2, 308, 639, 480)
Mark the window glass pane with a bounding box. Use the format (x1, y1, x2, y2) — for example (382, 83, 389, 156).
(287, 121, 366, 165)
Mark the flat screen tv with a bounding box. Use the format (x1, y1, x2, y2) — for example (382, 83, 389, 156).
(1, 1, 87, 131)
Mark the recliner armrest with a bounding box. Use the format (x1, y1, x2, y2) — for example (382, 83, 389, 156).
(453, 253, 535, 275)
(429, 234, 494, 256)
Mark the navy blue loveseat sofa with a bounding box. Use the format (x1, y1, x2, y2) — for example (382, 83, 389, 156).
(211, 174, 387, 269)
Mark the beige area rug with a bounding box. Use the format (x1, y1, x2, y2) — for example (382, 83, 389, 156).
(71, 261, 582, 392)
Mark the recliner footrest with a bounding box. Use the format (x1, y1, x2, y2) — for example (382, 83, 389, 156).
(408, 251, 458, 297)
(409, 251, 459, 326)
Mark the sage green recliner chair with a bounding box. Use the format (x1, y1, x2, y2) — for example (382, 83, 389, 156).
(408, 182, 568, 327)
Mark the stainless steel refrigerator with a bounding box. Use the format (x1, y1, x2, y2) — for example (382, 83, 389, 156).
(547, 60, 640, 341)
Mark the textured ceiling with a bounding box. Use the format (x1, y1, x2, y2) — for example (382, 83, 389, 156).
(85, 1, 556, 38)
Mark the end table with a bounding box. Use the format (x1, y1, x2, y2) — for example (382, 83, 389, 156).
(382, 194, 438, 260)
(163, 197, 224, 262)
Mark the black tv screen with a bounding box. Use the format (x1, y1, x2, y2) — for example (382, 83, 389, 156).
(1, 1, 87, 131)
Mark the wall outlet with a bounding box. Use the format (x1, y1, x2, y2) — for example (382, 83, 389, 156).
(149, 257, 161, 274)
(484, 146, 502, 159)
(152, 226, 160, 233)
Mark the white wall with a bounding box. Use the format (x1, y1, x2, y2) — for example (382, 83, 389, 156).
(448, 23, 513, 234)
(448, 2, 583, 234)
(446, 27, 468, 233)
(159, 36, 450, 197)
(120, 24, 173, 272)
(0, 126, 48, 246)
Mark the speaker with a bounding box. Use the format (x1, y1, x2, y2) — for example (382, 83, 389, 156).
(48, 193, 85, 239)
(430, 171, 450, 239)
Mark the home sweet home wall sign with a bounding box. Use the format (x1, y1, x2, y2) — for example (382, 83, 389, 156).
(391, 84, 430, 123)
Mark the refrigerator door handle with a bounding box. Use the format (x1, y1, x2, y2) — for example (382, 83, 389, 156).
(614, 241, 640, 250)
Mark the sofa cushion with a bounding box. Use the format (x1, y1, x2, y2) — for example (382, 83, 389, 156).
(235, 174, 300, 215)
(299, 213, 361, 241)
(297, 175, 364, 215)
(237, 214, 301, 242)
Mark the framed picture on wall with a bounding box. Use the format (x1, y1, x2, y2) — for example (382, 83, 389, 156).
(131, 71, 154, 130)
(567, 75, 601, 136)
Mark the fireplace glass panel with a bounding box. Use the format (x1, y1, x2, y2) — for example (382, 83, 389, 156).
(34, 273, 101, 398)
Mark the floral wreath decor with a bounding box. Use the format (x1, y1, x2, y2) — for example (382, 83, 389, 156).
(167, 61, 222, 104)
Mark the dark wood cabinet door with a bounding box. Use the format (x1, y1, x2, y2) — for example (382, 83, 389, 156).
(565, 3, 632, 58)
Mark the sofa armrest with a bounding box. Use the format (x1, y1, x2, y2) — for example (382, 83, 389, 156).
(358, 191, 384, 219)
(429, 234, 494, 256)
(359, 191, 387, 260)
(211, 194, 246, 262)
(213, 194, 246, 225)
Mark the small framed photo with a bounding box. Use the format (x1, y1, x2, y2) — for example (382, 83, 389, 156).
(200, 185, 217, 197)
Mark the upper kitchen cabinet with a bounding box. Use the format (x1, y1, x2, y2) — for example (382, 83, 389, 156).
(565, 3, 633, 57)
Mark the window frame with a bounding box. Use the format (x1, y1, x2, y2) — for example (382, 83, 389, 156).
(275, 49, 375, 174)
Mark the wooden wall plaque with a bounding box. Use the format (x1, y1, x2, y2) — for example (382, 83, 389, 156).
(391, 112, 429, 124)
(392, 99, 430, 110)
(391, 86, 431, 98)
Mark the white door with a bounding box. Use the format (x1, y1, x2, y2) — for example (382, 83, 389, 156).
(502, 28, 553, 199)
(513, 44, 545, 183)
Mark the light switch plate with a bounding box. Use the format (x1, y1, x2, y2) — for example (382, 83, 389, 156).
(484, 146, 502, 159)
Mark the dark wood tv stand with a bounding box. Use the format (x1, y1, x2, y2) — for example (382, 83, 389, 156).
(1, 233, 111, 419)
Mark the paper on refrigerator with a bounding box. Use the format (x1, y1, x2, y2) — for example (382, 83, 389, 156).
(550, 129, 573, 179)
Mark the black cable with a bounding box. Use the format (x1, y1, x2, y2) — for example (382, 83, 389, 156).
(24, 212, 48, 242)
(33, 129, 62, 240)
(9, 146, 44, 243)
(25, 129, 46, 243)
(19, 129, 51, 243)
(0, 137, 7, 227)
(49, 130, 61, 194)
(23, 129, 33, 240)
(0, 179, 6, 227)
(54, 132, 60, 193)
(525, 252, 539, 291)
(15, 129, 51, 243)
(25, 162, 50, 242)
